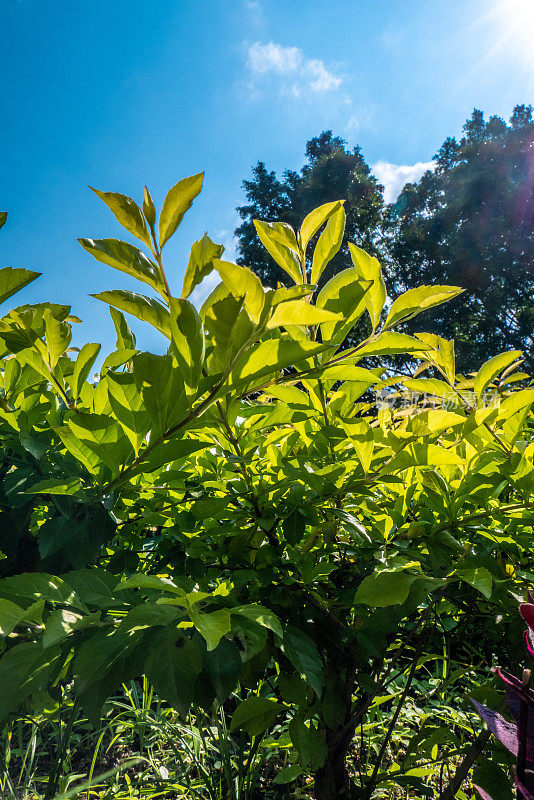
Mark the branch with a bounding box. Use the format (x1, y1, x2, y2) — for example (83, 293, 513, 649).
(436, 728, 491, 800)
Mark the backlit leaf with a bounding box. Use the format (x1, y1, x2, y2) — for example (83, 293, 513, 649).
(44, 309, 71, 367)
(189, 608, 231, 651)
(348, 243, 386, 330)
(214, 260, 265, 324)
(356, 332, 433, 357)
(110, 307, 136, 349)
(0, 267, 41, 306)
(267, 300, 341, 330)
(230, 339, 327, 389)
(310, 204, 345, 284)
(316, 267, 370, 344)
(90, 187, 152, 249)
(182, 234, 224, 299)
(474, 350, 522, 398)
(169, 298, 205, 396)
(299, 200, 343, 253)
(142, 185, 156, 228)
(385, 285, 463, 329)
(159, 172, 204, 248)
(233, 605, 283, 639)
(79, 238, 164, 295)
(92, 290, 171, 338)
(253, 220, 303, 285)
(71, 342, 101, 397)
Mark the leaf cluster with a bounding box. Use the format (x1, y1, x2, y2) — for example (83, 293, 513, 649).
(0, 178, 532, 798)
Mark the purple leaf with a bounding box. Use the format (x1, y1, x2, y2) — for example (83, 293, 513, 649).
(471, 699, 519, 756)
(497, 669, 534, 700)
(520, 603, 534, 632)
(497, 670, 534, 763)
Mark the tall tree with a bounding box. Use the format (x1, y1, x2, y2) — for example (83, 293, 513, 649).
(387, 105, 534, 372)
(235, 131, 384, 290)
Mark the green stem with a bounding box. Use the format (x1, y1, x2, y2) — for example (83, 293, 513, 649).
(363, 646, 421, 799)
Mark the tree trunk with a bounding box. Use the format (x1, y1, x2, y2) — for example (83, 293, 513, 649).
(314, 652, 359, 800)
(314, 726, 354, 799)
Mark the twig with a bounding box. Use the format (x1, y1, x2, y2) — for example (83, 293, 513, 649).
(436, 727, 492, 800)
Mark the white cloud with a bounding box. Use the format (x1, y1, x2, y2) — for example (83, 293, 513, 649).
(244, 0, 264, 25)
(248, 42, 302, 75)
(246, 42, 342, 98)
(372, 160, 435, 203)
(344, 104, 375, 136)
(345, 115, 360, 134)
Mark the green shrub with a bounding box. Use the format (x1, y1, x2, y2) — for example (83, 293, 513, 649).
(0, 177, 532, 799)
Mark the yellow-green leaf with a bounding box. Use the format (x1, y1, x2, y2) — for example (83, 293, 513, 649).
(79, 238, 164, 295)
(342, 419, 374, 472)
(230, 339, 328, 389)
(267, 300, 341, 330)
(92, 290, 171, 338)
(44, 309, 71, 367)
(356, 332, 433, 357)
(110, 307, 136, 350)
(90, 187, 151, 249)
(169, 298, 205, 397)
(402, 378, 455, 401)
(0, 267, 41, 306)
(158, 172, 204, 249)
(385, 285, 464, 329)
(348, 243, 386, 331)
(355, 571, 417, 607)
(299, 200, 344, 253)
(474, 350, 522, 398)
(316, 268, 371, 345)
(189, 608, 231, 651)
(319, 364, 380, 383)
(253, 220, 302, 285)
(181, 234, 224, 299)
(310, 204, 345, 285)
(214, 260, 265, 324)
(71, 342, 101, 398)
(142, 186, 156, 228)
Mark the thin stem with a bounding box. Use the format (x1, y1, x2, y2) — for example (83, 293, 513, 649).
(363, 646, 420, 799)
(149, 225, 172, 300)
(432, 501, 534, 536)
(517, 669, 531, 786)
(154, 249, 172, 300)
(436, 728, 492, 800)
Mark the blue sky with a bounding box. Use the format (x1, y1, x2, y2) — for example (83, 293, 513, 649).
(1, 0, 533, 353)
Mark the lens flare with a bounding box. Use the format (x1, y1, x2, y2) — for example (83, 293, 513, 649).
(492, 0, 534, 66)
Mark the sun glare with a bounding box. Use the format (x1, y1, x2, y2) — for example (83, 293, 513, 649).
(502, 0, 534, 30)
(492, 0, 534, 66)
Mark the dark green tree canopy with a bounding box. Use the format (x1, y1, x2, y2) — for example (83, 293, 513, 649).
(235, 131, 384, 289)
(387, 105, 534, 372)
